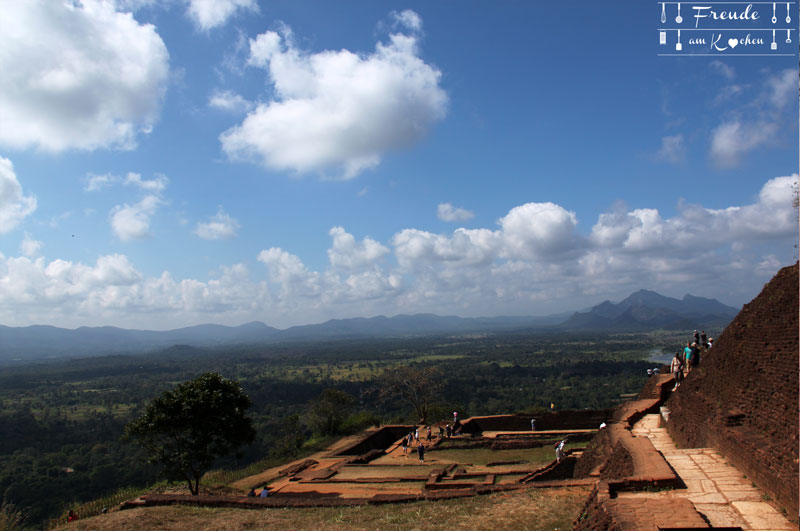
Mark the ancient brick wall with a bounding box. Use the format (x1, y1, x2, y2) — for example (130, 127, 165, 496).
(599, 441, 634, 480)
(460, 410, 611, 434)
(665, 262, 799, 517)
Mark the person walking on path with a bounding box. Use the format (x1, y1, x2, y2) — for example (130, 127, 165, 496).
(426, 426, 432, 441)
(530, 418, 536, 431)
(417, 442, 425, 462)
(401, 434, 408, 454)
(670, 351, 684, 390)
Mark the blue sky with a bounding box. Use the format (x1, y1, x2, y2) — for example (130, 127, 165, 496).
(0, 0, 797, 329)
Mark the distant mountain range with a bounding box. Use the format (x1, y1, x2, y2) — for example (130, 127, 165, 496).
(0, 290, 739, 362)
(560, 289, 738, 331)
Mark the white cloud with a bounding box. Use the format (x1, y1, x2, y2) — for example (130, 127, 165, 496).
(0, 254, 271, 327)
(710, 120, 777, 167)
(391, 9, 422, 32)
(709, 60, 735, 80)
(0, 157, 37, 234)
(0, 177, 795, 329)
(437, 203, 475, 223)
(709, 69, 795, 167)
(590, 174, 798, 252)
(764, 68, 796, 109)
(208, 90, 253, 113)
(0, 1, 169, 152)
(194, 208, 239, 240)
(499, 202, 581, 259)
(186, 0, 258, 30)
(327, 227, 389, 271)
(655, 134, 686, 164)
(124, 172, 168, 193)
(85, 173, 117, 192)
(20, 233, 43, 258)
(110, 194, 162, 241)
(221, 11, 448, 179)
(257, 247, 321, 301)
(393, 228, 499, 269)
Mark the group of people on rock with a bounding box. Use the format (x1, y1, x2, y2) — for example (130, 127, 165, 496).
(399, 413, 465, 462)
(670, 330, 713, 390)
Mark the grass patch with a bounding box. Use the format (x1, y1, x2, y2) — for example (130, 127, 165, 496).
(431, 444, 582, 468)
(56, 485, 590, 530)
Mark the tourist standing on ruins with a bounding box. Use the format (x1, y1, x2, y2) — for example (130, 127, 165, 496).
(401, 434, 408, 454)
(670, 351, 684, 390)
(414, 427, 419, 441)
(690, 342, 700, 368)
(700, 330, 708, 347)
(684, 342, 693, 373)
(530, 418, 536, 431)
(426, 426, 432, 441)
(417, 442, 425, 462)
(693, 330, 700, 345)
(555, 439, 566, 462)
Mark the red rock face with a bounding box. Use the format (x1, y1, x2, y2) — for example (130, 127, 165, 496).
(665, 262, 799, 517)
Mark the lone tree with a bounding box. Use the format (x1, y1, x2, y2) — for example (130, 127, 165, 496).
(378, 365, 443, 424)
(124, 372, 255, 495)
(307, 388, 356, 436)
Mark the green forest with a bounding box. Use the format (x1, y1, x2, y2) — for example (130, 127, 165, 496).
(0, 329, 692, 528)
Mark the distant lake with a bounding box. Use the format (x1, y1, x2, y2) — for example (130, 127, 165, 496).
(646, 348, 674, 365)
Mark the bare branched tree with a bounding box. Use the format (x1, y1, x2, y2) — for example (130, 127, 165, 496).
(377, 365, 443, 424)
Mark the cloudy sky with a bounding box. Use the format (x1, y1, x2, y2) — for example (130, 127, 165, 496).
(0, 0, 797, 330)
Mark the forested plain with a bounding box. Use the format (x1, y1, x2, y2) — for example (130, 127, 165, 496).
(0, 329, 695, 528)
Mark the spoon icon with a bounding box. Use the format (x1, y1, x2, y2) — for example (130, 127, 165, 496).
(676, 3, 683, 23)
(786, 3, 791, 23)
(772, 3, 777, 23)
(661, 3, 667, 23)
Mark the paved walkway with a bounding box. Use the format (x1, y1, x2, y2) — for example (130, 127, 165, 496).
(628, 414, 795, 530)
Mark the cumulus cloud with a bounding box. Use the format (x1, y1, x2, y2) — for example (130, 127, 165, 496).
(0, 1, 169, 152)
(0, 253, 270, 328)
(591, 175, 798, 252)
(437, 203, 475, 223)
(194, 208, 239, 240)
(221, 12, 448, 179)
(208, 90, 253, 113)
(327, 227, 389, 271)
(257, 247, 321, 301)
(110, 195, 162, 241)
(0, 176, 795, 329)
(186, 0, 258, 30)
(0, 157, 37, 234)
(499, 202, 581, 259)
